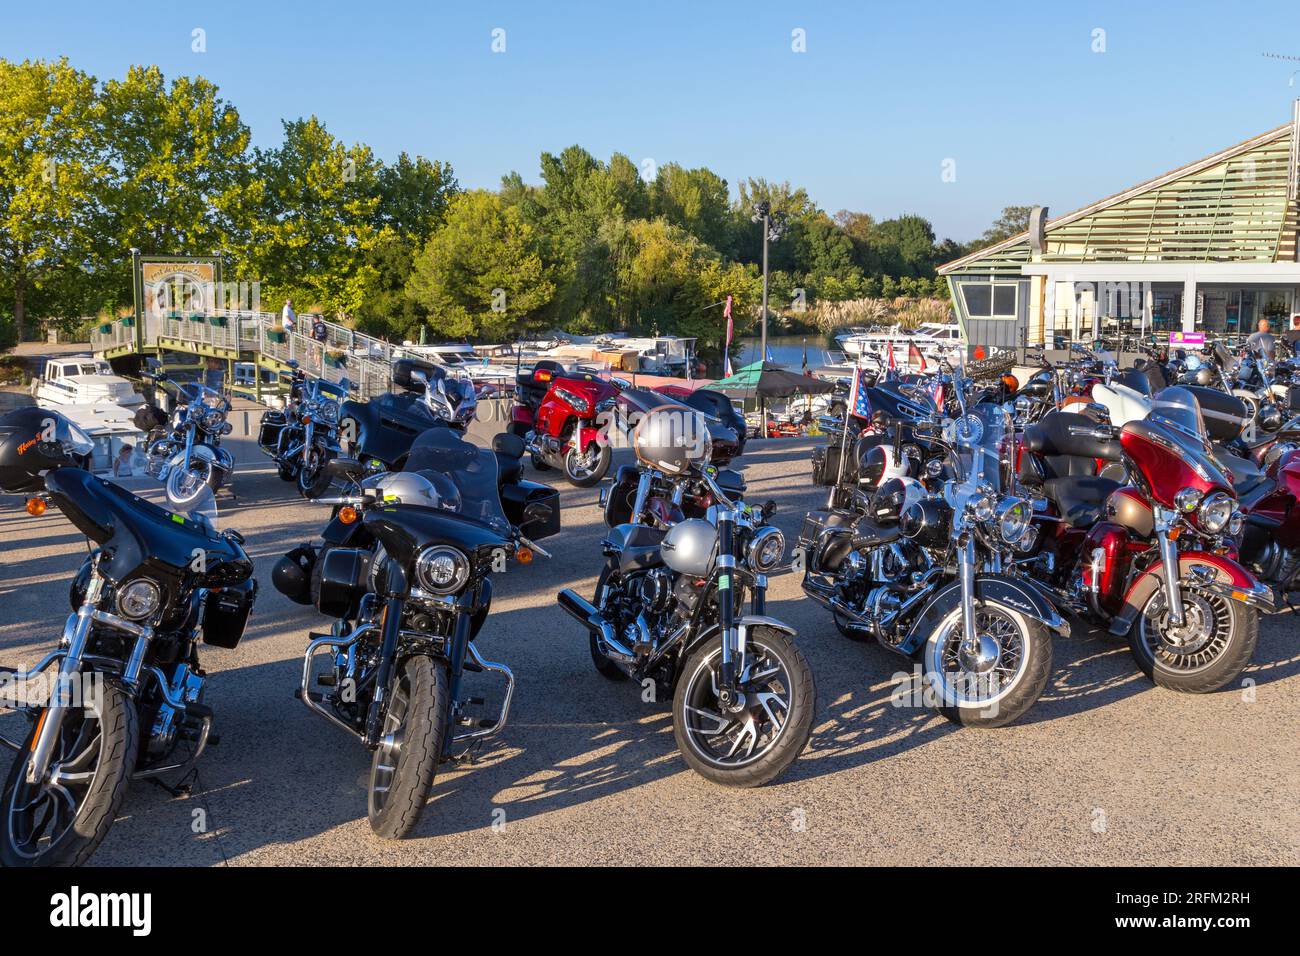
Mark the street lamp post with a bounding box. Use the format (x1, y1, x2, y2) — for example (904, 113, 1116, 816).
(751, 201, 785, 365)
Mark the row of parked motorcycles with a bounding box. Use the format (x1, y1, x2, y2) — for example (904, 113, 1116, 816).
(803, 337, 1300, 729)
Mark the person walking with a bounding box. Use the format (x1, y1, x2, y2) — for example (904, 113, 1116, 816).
(312, 313, 327, 342)
(1245, 317, 1276, 358)
(281, 298, 297, 333)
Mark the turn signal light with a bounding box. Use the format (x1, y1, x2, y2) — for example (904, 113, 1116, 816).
(338, 505, 358, 525)
(535, 369, 553, 382)
(1167, 527, 1181, 541)
(516, 547, 533, 564)
(25, 498, 46, 516)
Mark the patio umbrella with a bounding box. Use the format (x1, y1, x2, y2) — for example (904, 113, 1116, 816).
(712, 361, 835, 398)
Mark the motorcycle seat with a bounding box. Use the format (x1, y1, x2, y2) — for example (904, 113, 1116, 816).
(1215, 448, 1267, 497)
(851, 515, 900, 550)
(1042, 475, 1122, 528)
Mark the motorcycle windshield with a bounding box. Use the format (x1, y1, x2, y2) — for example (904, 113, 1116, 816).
(387, 428, 510, 534)
(1148, 386, 1208, 445)
(946, 402, 1013, 497)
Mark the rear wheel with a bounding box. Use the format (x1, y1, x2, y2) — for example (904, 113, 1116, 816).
(0, 683, 137, 867)
(367, 655, 448, 839)
(1130, 586, 1257, 693)
(589, 568, 628, 681)
(923, 603, 1052, 728)
(673, 627, 815, 787)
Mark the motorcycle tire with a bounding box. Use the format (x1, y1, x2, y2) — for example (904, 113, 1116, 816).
(1129, 586, 1258, 693)
(672, 626, 815, 788)
(166, 460, 218, 509)
(589, 568, 629, 681)
(297, 449, 333, 498)
(0, 683, 137, 867)
(924, 603, 1052, 729)
(367, 655, 448, 840)
(564, 442, 611, 487)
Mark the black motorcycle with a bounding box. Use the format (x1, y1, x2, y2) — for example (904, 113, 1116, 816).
(558, 410, 815, 787)
(338, 358, 477, 472)
(279, 428, 558, 837)
(259, 365, 350, 497)
(0, 407, 255, 866)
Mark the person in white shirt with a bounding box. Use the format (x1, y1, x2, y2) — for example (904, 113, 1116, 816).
(281, 298, 297, 333)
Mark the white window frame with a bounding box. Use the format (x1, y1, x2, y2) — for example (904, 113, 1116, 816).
(961, 281, 1019, 320)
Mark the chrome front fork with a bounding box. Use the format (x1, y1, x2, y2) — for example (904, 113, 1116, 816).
(26, 576, 102, 785)
(958, 535, 978, 651)
(1154, 507, 1185, 626)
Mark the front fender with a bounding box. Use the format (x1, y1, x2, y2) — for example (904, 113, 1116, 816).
(679, 614, 797, 675)
(900, 574, 1070, 655)
(174, 442, 231, 474)
(1107, 551, 1273, 637)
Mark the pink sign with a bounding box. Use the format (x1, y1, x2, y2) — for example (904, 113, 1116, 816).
(1169, 331, 1204, 346)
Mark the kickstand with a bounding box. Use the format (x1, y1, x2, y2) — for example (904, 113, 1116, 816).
(450, 739, 486, 765)
(144, 767, 198, 798)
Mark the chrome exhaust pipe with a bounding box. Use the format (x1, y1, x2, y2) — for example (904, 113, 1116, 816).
(557, 588, 634, 663)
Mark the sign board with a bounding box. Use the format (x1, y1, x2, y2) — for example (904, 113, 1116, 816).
(1169, 331, 1205, 346)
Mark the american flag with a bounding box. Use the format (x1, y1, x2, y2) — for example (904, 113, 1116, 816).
(848, 365, 873, 420)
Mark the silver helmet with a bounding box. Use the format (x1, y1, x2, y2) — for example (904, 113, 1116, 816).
(633, 405, 711, 476)
(660, 518, 717, 577)
(362, 471, 461, 511)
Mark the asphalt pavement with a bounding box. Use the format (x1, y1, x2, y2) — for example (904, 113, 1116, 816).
(0, 437, 1296, 866)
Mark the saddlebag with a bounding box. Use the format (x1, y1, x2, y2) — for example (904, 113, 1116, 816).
(316, 547, 372, 619)
(501, 480, 562, 540)
(202, 578, 258, 648)
(797, 509, 855, 572)
(258, 410, 287, 451)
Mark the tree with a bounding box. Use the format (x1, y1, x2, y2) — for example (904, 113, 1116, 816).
(871, 214, 939, 277)
(650, 163, 730, 251)
(0, 58, 106, 341)
(974, 205, 1033, 249)
(245, 117, 386, 319)
(406, 190, 554, 340)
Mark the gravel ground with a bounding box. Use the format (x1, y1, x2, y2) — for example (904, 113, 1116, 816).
(0, 437, 1297, 866)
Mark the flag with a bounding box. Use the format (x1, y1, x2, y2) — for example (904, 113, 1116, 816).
(848, 365, 873, 420)
(802, 339, 808, 373)
(723, 295, 734, 377)
(887, 340, 896, 372)
(908, 341, 927, 372)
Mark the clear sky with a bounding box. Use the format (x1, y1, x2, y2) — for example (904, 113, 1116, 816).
(4, 0, 1298, 241)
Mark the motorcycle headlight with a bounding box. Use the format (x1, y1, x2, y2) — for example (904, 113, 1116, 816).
(1197, 492, 1234, 534)
(317, 400, 339, 424)
(202, 407, 226, 431)
(415, 545, 470, 594)
(971, 491, 995, 522)
(1173, 487, 1204, 513)
(1013, 395, 1032, 418)
(746, 526, 786, 573)
(553, 386, 591, 416)
(116, 578, 161, 621)
(996, 497, 1030, 543)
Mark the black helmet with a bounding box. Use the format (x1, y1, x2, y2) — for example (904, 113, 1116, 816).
(1257, 402, 1284, 432)
(868, 477, 925, 524)
(272, 544, 317, 605)
(1194, 367, 1215, 387)
(0, 406, 94, 494)
(857, 442, 888, 489)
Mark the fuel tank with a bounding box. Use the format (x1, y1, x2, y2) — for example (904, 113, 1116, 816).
(1104, 486, 1153, 538)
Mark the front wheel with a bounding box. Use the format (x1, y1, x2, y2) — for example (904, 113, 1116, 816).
(1130, 586, 1258, 693)
(672, 626, 815, 787)
(564, 441, 611, 487)
(0, 682, 138, 867)
(297, 445, 333, 498)
(367, 655, 448, 839)
(923, 602, 1052, 728)
(166, 459, 218, 508)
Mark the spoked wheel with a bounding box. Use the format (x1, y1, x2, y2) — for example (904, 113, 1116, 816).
(297, 447, 333, 498)
(1131, 586, 1257, 693)
(924, 602, 1052, 728)
(367, 655, 448, 839)
(166, 460, 216, 508)
(564, 441, 611, 487)
(0, 683, 137, 867)
(673, 627, 815, 787)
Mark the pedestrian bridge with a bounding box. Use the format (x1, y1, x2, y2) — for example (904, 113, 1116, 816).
(90, 308, 424, 402)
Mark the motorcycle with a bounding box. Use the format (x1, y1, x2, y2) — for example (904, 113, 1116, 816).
(800, 394, 1063, 727)
(138, 373, 234, 509)
(523, 369, 621, 486)
(282, 428, 558, 837)
(0, 407, 255, 866)
(338, 358, 477, 472)
(1019, 387, 1273, 692)
(259, 366, 350, 498)
(557, 408, 815, 786)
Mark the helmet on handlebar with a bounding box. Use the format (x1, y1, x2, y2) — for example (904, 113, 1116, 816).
(632, 405, 711, 476)
(364, 471, 462, 512)
(869, 477, 926, 525)
(0, 406, 95, 493)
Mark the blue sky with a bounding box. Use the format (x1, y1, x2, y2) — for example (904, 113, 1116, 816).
(3, 0, 1298, 240)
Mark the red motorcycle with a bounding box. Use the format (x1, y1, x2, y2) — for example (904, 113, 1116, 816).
(1233, 416, 1300, 591)
(1020, 386, 1273, 693)
(513, 366, 619, 486)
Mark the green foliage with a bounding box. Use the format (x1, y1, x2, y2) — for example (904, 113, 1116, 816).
(0, 55, 991, 347)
